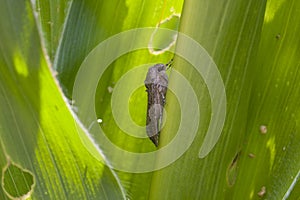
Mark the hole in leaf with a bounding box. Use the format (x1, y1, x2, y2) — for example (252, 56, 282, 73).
(149, 14, 180, 55)
(2, 160, 35, 199)
(226, 151, 241, 187)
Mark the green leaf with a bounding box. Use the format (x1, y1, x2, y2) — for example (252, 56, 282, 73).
(148, 0, 300, 199)
(34, 0, 70, 60)
(0, 0, 125, 199)
(50, 1, 183, 199)
(2, 161, 34, 199)
(1, 0, 300, 199)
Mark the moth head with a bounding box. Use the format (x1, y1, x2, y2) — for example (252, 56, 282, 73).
(144, 63, 168, 85)
(155, 63, 166, 72)
(147, 64, 166, 75)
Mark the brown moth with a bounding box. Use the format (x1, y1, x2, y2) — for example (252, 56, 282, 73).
(144, 60, 172, 146)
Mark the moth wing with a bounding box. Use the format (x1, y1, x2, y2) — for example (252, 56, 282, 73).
(145, 84, 166, 146)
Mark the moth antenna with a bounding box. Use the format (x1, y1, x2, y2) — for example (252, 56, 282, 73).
(166, 58, 173, 70)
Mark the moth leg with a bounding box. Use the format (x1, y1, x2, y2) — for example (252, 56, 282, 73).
(166, 58, 173, 69)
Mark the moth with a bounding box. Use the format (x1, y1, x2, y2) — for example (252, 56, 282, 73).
(144, 60, 172, 146)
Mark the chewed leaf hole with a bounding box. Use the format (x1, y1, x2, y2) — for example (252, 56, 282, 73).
(226, 151, 241, 187)
(2, 160, 35, 199)
(149, 14, 180, 55)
